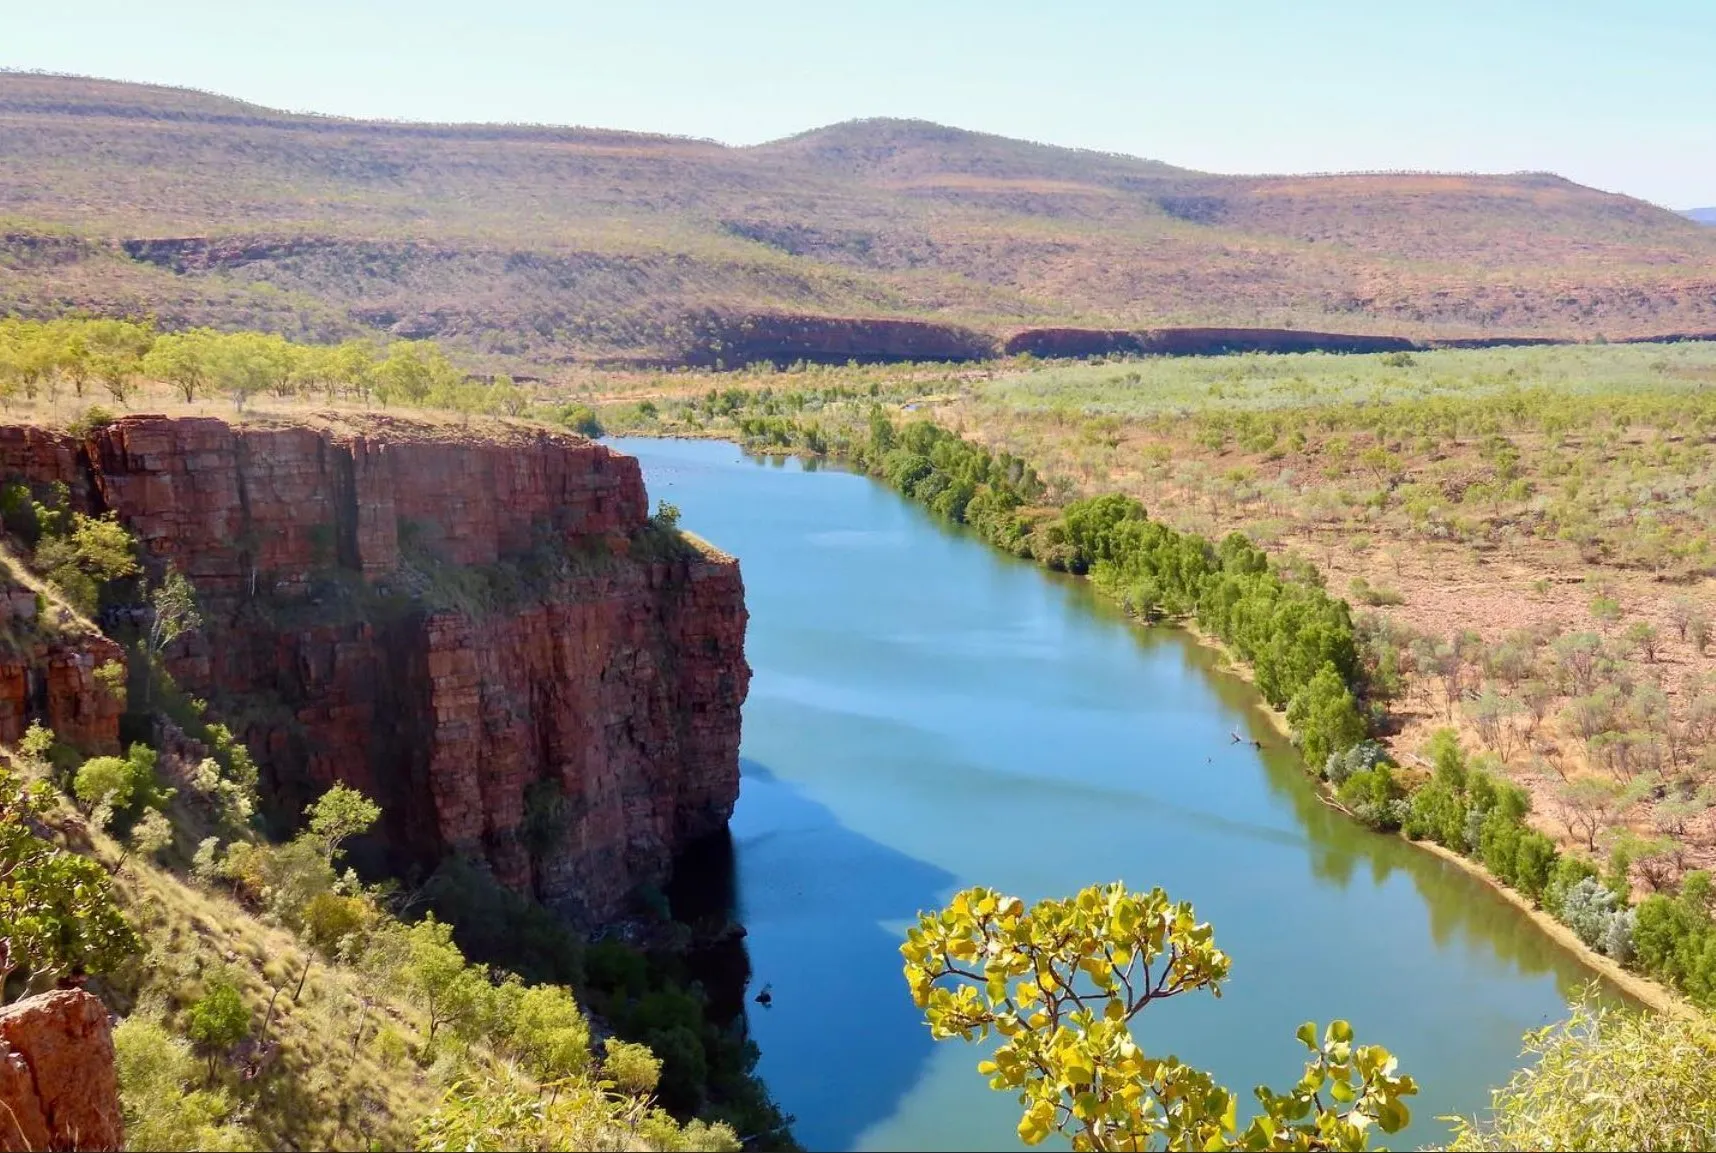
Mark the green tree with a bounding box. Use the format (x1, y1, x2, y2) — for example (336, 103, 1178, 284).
(602, 1036, 662, 1096)
(185, 976, 252, 1079)
(73, 754, 136, 815)
(84, 318, 153, 405)
(1286, 664, 1367, 770)
(143, 565, 202, 689)
(902, 883, 1415, 1150)
(304, 783, 381, 861)
(35, 510, 141, 616)
(141, 330, 213, 403)
(204, 331, 292, 413)
(504, 982, 593, 1082)
(121, 808, 174, 874)
(373, 341, 460, 407)
(0, 764, 138, 1000)
(398, 916, 490, 1044)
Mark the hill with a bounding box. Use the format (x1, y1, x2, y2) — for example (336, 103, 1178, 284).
(1686, 207, 1716, 225)
(3, 72, 1715, 368)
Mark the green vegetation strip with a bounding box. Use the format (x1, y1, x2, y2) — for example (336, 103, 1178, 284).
(717, 398, 1716, 1013)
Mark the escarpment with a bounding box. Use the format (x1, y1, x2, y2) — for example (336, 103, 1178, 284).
(0, 415, 749, 923)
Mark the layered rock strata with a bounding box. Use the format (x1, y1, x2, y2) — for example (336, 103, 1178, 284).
(0, 416, 749, 921)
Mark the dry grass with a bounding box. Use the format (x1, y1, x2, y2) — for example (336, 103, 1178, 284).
(4, 73, 1716, 369)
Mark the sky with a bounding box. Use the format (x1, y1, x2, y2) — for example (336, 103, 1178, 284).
(3, 0, 1713, 208)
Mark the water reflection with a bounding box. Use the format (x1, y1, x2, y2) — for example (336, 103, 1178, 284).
(689, 761, 958, 1153)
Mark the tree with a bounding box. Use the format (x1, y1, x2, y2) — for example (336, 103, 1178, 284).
(73, 754, 137, 815)
(120, 809, 174, 875)
(204, 331, 292, 412)
(0, 765, 139, 1000)
(1448, 1000, 1716, 1151)
(901, 883, 1416, 1150)
(185, 976, 252, 1079)
(399, 916, 489, 1044)
(305, 783, 381, 861)
(142, 330, 213, 403)
(143, 566, 202, 698)
(1286, 664, 1367, 770)
(373, 341, 459, 407)
(35, 510, 141, 616)
(1557, 778, 1622, 851)
(503, 982, 593, 1082)
(602, 1037, 662, 1096)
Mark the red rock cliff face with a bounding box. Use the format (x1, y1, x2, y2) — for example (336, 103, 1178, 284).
(0, 989, 124, 1153)
(0, 416, 748, 923)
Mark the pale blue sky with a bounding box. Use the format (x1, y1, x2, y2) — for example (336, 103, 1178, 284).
(3, 0, 1713, 207)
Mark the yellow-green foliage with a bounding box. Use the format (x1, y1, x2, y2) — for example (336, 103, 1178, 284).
(2, 724, 736, 1152)
(113, 1015, 253, 1151)
(1447, 999, 1716, 1151)
(902, 882, 1417, 1151)
(0, 315, 554, 421)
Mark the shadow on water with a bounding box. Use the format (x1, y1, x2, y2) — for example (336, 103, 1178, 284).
(672, 759, 958, 1153)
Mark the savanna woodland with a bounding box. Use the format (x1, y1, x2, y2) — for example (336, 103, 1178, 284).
(4, 63, 1716, 1153)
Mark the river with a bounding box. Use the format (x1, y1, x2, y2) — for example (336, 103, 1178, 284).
(615, 437, 1625, 1152)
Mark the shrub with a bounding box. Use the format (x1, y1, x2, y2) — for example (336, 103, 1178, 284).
(1323, 739, 1391, 786)
(113, 1015, 252, 1151)
(1558, 877, 1631, 956)
(602, 1037, 663, 1096)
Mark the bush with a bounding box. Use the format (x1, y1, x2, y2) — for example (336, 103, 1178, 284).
(558, 404, 604, 438)
(603, 1036, 663, 1096)
(67, 405, 118, 438)
(1323, 739, 1391, 786)
(71, 743, 160, 820)
(1448, 1000, 1716, 1151)
(1337, 765, 1406, 832)
(1559, 877, 1631, 957)
(185, 977, 252, 1075)
(113, 1016, 252, 1151)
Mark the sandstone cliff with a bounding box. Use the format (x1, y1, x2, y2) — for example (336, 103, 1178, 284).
(0, 415, 749, 923)
(0, 989, 124, 1153)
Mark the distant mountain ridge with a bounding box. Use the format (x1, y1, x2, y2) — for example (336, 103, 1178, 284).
(2, 71, 1714, 368)
(1685, 208, 1716, 225)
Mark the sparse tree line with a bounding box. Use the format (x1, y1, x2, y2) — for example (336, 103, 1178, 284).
(0, 316, 546, 419)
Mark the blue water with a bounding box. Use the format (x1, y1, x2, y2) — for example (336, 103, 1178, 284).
(617, 437, 1623, 1153)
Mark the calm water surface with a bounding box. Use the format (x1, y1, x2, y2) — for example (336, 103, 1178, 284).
(615, 437, 1626, 1153)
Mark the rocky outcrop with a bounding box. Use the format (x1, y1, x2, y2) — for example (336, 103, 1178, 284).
(0, 415, 749, 923)
(0, 428, 128, 751)
(0, 990, 123, 1153)
(0, 599, 126, 754)
(1003, 326, 1420, 359)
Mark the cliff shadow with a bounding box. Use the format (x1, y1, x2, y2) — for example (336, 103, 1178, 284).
(672, 759, 957, 1153)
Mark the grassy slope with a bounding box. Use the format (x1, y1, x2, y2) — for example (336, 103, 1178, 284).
(3, 73, 1715, 366)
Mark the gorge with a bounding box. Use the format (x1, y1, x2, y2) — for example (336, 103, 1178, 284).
(0, 414, 749, 923)
(632, 436, 1634, 1152)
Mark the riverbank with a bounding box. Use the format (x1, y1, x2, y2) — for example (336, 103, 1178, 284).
(621, 433, 1636, 1151)
(617, 418, 1705, 1025)
(1171, 621, 1686, 1017)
